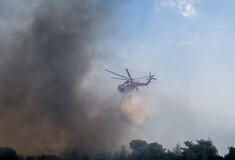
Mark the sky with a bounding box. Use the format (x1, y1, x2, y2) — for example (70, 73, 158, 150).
(100, 0, 235, 155)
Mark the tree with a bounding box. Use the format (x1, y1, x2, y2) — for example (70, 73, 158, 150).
(130, 139, 148, 151)
(181, 139, 219, 160)
(147, 142, 166, 160)
(129, 139, 147, 160)
(25, 156, 37, 160)
(82, 153, 90, 160)
(129, 139, 168, 160)
(96, 150, 112, 160)
(26, 154, 62, 160)
(173, 143, 182, 156)
(114, 145, 128, 160)
(224, 146, 235, 160)
(0, 147, 18, 160)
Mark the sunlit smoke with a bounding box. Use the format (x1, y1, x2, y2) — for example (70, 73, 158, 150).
(120, 92, 150, 125)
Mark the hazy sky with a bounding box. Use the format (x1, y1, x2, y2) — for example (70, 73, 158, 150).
(101, 0, 235, 155)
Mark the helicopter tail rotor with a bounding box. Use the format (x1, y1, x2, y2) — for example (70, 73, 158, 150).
(146, 72, 156, 82)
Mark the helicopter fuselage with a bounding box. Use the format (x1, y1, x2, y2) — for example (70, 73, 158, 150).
(117, 80, 150, 94)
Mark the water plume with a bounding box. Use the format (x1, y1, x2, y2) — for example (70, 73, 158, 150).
(120, 93, 150, 125)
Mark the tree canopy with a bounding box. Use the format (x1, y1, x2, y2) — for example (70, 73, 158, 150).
(0, 139, 233, 160)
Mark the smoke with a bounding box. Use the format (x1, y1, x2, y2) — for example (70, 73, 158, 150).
(120, 93, 150, 125)
(0, 0, 135, 156)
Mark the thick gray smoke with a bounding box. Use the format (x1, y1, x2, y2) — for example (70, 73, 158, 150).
(0, 0, 133, 156)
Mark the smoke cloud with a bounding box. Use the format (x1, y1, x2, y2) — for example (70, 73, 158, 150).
(120, 93, 150, 125)
(0, 0, 135, 156)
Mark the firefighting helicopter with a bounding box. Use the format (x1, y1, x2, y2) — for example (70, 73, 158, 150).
(105, 68, 156, 94)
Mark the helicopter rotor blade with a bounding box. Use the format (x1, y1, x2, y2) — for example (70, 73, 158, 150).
(125, 68, 132, 79)
(105, 69, 129, 79)
(111, 77, 129, 80)
(133, 76, 149, 80)
(147, 77, 157, 81)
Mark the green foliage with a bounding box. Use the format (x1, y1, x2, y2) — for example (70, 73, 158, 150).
(129, 139, 147, 160)
(130, 139, 148, 151)
(147, 142, 166, 160)
(25, 154, 61, 160)
(40, 154, 46, 160)
(114, 145, 128, 160)
(164, 150, 182, 160)
(0, 147, 18, 160)
(82, 153, 90, 160)
(181, 139, 218, 160)
(1, 138, 235, 160)
(96, 150, 113, 160)
(173, 143, 182, 156)
(129, 139, 168, 160)
(62, 148, 81, 160)
(224, 146, 235, 160)
(25, 156, 37, 160)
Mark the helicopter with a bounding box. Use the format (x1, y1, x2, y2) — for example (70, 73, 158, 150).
(105, 68, 156, 94)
